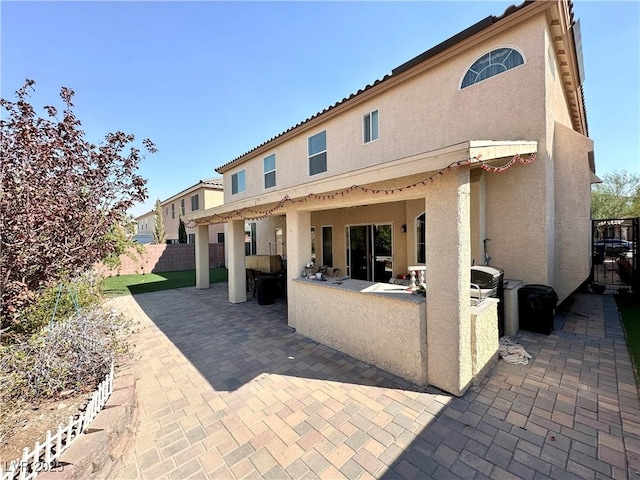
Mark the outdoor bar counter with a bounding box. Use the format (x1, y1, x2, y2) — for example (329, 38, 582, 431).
(290, 277, 498, 387)
(291, 277, 427, 384)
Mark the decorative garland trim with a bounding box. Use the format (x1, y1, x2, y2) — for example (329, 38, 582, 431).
(186, 153, 536, 226)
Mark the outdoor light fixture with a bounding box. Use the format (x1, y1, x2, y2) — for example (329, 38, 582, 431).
(400, 224, 407, 233)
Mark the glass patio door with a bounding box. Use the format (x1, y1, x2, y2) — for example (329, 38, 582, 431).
(346, 224, 392, 282)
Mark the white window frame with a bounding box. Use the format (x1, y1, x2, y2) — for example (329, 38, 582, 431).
(232, 170, 246, 195)
(308, 131, 327, 176)
(264, 154, 276, 189)
(459, 45, 525, 90)
(363, 109, 379, 144)
(191, 194, 199, 211)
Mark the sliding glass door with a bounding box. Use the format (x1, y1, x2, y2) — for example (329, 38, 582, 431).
(346, 224, 392, 282)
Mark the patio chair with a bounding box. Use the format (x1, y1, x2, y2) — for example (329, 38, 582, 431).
(246, 268, 261, 297)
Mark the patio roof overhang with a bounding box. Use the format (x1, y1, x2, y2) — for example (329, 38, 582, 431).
(185, 140, 537, 225)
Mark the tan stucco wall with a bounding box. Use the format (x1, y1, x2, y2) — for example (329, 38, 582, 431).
(291, 281, 427, 385)
(470, 299, 499, 378)
(135, 212, 155, 236)
(424, 169, 472, 396)
(164, 187, 225, 243)
(222, 17, 547, 206)
(484, 158, 549, 284)
(254, 215, 286, 256)
(552, 122, 593, 302)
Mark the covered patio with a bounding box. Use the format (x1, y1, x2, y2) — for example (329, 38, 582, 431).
(186, 141, 538, 396)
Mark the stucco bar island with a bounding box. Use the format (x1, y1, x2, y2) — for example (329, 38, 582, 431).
(291, 277, 499, 391)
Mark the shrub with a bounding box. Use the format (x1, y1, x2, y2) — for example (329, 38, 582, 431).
(0, 306, 135, 404)
(7, 271, 103, 339)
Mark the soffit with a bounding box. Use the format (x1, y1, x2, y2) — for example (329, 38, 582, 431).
(546, 1, 588, 136)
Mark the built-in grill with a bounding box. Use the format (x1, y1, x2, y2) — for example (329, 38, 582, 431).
(470, 266, 505, 337)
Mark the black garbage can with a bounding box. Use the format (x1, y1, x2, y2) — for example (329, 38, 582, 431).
(518, 284, 558, 335)
(256, 276, 276, 305)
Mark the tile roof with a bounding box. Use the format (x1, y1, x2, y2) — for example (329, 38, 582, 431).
(160, 177, 223, 205)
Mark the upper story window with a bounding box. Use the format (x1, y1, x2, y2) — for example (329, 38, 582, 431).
(308, 131, 327, 176)
(171, 203, 175, 219)
(180, 199, 185, 216)
(363, 110, 379, 143)
(461, 47, 524, 89)
(232, 170, 246, 194)
(191, 194, 199, 211)
(264, 154, 276, 189)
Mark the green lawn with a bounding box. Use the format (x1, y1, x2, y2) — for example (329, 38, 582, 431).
(102, 268, 228, 296)
(619, 301, 640, 385)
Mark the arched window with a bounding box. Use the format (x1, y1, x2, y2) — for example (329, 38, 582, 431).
(461, 47, 524, 89)
(416, 213, 426, 264)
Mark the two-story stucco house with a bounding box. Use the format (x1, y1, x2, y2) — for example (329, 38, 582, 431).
(161, 178, 225, 247)
(135, 178, 226, 248)
(134, 210, 155, 244)
(185, 0, 595, 396)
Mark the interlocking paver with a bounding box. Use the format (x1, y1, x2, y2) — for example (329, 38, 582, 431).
(110, 288, 638, 479)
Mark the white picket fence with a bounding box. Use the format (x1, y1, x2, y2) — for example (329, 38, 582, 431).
(0, 362, 114, 480)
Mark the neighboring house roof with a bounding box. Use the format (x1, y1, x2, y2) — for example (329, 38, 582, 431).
(216, 0, 586, 174)
(160, 177, 224, 206)
(134, 210, 154, 222)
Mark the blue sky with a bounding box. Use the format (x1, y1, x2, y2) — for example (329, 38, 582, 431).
(2, 1, 638, 218)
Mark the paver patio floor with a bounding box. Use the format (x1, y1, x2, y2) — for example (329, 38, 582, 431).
(112, 284, 640, 479)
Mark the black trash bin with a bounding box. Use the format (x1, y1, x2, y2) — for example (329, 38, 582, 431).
(518, 284, 558, 335)
(256, 276, 276, 305)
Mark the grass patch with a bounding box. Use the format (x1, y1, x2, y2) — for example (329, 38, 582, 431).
(102, 268, 228, 296)
(616, 290, 640, 385)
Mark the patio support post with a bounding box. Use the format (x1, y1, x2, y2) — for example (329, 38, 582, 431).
(425, 167, 472, 396)
(195, 224, 210, 289)
(285, 209, 311, 330)
(228, 219, 247, 303)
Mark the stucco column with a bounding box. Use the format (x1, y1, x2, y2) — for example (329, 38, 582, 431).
(227, 219, 247, 303)
(425, 167, 472, 396)
(195, 224, 210, 289)
(285, 209, 311, 330)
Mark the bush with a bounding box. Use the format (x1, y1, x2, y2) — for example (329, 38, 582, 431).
(1, 306, 135, 404)
(7, 271, 103, 339)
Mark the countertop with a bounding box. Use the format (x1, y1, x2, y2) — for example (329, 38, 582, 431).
(293, 277, 426, 304)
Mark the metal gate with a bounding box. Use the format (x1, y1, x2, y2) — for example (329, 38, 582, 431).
(591, 217, 638, 290)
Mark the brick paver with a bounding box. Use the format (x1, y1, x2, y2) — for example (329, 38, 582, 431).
(112, 286, 640, 479)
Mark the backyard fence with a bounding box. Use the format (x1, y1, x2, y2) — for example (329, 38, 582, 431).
(591, 217, 639, 290)
(96, 242, 225, 277)
(0, 362, 114, 480)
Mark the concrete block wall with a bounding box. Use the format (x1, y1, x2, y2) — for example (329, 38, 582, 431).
(97, 243, 225, 277)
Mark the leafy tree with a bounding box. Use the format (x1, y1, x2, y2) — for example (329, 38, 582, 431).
(0, 80, 156, 331)
(178, 218, 188, 244)
(102, 222, 144, 271)
(152, 199, 166, 244)
(591, 170, 640, 219)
